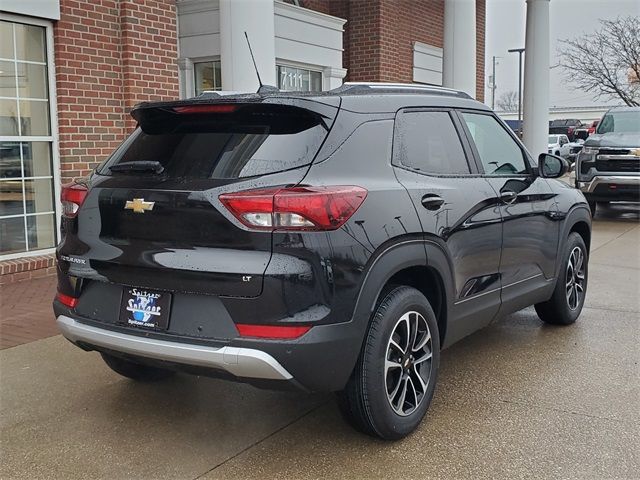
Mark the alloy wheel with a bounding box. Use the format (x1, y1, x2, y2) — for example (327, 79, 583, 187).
(566, 246, 586, 310)
(385, 311, 433, 416)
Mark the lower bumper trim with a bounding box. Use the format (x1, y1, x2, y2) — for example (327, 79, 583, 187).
(579, 175, 640, 193)
(56, 315, 293, 381)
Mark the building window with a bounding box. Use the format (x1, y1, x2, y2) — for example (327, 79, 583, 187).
(0, 19, 56, 256)
(194, 61, 221, 95)
(277, 65, 322, 92)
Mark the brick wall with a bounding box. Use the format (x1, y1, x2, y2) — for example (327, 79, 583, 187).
(301, 0, 485, 102)
(54, 0, 179, 183)
(0, 255, 57, 285)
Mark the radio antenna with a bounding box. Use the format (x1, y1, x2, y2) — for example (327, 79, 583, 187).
(244, 31, 263, 90)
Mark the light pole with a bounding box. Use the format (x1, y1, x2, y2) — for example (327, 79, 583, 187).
(508, 47, 525, 136)
(490, 55, 501, 110)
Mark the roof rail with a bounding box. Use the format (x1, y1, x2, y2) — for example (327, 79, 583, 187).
(332, 82, 471, 99)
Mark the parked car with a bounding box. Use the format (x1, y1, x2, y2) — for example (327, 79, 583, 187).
(566, 139, 585, 164)
(549, 118, 584, 141)
(548, 134, 571, 158)
(572, 126, 590, 142)
(575, 106, 640, 215)
(587, 120, 600, 136)
(53, 83, 592, 440)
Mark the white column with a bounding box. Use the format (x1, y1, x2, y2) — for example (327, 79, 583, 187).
(522, 0, 550, 159)
(443, 0, 476, 98)
(219, 0, 276, 92)
(177, 58, 194, 99)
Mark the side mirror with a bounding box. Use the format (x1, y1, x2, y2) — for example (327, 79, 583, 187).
(538, 153, 569, 179)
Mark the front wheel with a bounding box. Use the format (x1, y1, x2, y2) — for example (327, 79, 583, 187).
(337, 286, 440, 440)
(535, 232, 588, 325)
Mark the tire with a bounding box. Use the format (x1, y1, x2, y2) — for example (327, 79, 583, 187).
(535, 232, 588, 325)
(587, 200, 596, 217)
(337, 286, 440, 440)
(101, 352, 175, 381)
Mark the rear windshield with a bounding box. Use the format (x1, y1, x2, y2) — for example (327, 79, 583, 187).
(98, 105, 328, 179)
(596, 110, 640, 134)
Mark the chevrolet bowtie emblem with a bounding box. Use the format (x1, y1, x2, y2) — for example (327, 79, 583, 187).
(124, 198, 155, 213)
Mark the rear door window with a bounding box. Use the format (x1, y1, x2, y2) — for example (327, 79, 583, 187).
(98, 105, 328, 179)
(394, 111, 471, 175)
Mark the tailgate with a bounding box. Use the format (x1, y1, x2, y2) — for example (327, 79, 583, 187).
(59, 99, 338, 297)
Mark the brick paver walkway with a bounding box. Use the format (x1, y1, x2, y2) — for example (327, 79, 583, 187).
(0, 276, 58, 349)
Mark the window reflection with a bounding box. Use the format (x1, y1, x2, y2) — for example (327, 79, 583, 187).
(17, 63, 48, 99)
(14, 23, 46, 62)
(0, 217, 26, 254)
(20, 100, 50, 136)
(0, 21, 56, 256)
(194, 61, 222, 95)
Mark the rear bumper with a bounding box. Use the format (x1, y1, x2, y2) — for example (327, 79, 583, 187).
(57, 315, 292, 381)
(54, 304, 363, 392)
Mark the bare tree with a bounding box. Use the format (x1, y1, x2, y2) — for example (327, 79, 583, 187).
(496, 90, 519, 111)
(558, 16, 639, 107)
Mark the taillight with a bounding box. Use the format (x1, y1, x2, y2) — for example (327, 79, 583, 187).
(56, 292, 78, 308)
(61, 183, 88, 218)
(236, 324, 311, 339)
(219, 186, 367, 231)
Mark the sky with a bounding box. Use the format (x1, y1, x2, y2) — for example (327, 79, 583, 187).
(485, 0, 640, 109)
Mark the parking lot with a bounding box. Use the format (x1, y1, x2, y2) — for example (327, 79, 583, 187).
(1, 204, 638, 480)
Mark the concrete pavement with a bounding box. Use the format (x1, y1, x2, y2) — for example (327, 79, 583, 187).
(1, 204, 638, 479)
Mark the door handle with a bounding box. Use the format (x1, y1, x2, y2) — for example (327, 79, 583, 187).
(421, 194, 445, 211)
(500, 190, 518, 204)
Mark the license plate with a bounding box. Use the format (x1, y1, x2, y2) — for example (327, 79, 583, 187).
(119, 287, 171, 330)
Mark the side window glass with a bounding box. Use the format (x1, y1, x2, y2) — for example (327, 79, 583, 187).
(395, 111, 470, 175)
(462, 113, 528, 175)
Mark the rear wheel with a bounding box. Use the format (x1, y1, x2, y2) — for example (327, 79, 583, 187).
(101, 353, 175, 381)
(337, 286, 440, 440)
(535, 232, 588, 325)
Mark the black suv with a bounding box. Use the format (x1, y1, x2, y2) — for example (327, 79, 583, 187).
(54, 83, 591, 440)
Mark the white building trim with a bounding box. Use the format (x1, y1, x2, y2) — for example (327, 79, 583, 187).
(176, 0, 346, 95)
(413, 42, 443, 86)
(1, 0, 60, 20)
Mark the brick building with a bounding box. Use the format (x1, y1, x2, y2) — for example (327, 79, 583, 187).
(0, 0, 486, 283)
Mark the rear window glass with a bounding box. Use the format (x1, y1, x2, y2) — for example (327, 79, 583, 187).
(395, 111, 470, 175)
(98, 107, 328, 179)
(597, 110, 640, 134)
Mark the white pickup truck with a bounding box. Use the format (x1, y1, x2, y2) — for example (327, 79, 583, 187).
(548, 134, 571, 158)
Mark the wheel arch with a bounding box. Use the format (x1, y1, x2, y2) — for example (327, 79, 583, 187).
(351, 237, 454, 348)
(554, 205, 592, 280)
(569, 219, 591, 253)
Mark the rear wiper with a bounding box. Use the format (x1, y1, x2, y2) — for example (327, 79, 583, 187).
(109, 161, 164, 174)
